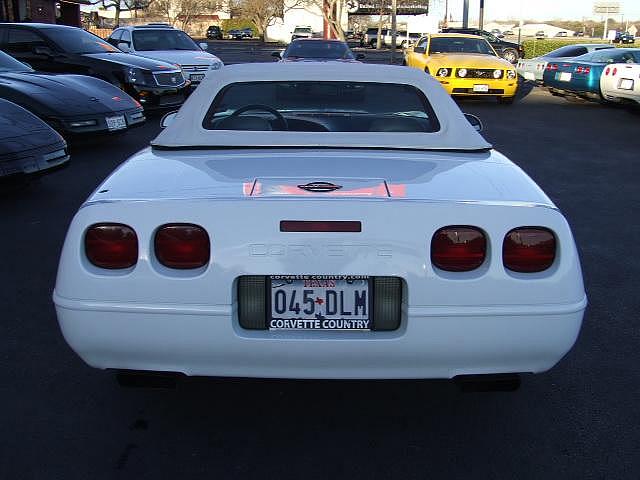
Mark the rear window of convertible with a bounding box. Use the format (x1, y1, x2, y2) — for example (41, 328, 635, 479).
(202, 81, 440, 133)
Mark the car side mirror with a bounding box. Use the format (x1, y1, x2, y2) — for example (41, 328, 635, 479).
(117, 42, 131, 53)
(33, 46, 53, 57)
(356, 53, 365, 60)
(199, 42, 208, 50)
(464, 113, 483, 132)
(21, 61, 33, 70)
(160, 111, 178, 129)
(413, 46, 425, 54)
(271, 51, 282, 59)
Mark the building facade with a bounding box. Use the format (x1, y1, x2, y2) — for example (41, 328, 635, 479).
(1, 0, 88, 27)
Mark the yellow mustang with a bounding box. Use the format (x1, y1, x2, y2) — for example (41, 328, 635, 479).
(404, 33, 518, 104)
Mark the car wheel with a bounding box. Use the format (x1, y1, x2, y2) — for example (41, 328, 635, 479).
(502, 49, 518, 64)
(497, 96, 515, 105)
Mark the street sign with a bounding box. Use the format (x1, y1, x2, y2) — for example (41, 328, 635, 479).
(593, 2, 620, 14)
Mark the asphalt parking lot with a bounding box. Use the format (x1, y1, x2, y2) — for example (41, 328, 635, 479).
(2, 45, 639, 479)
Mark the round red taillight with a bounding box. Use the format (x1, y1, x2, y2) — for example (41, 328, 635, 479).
(613, 67, 617, 76)
(85, 223, 138, 269)
(503, 227, 556, 273)
(605, 67, 610, 75)
(431, 226, 486, 272)
(155, 224, 210, 269)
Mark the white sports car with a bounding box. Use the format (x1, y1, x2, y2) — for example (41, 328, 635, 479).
(53, 63, 586, 386)
(600, 62, 640, 105)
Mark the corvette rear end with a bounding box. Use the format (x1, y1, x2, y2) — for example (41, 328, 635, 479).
(53, 64, 585, 381)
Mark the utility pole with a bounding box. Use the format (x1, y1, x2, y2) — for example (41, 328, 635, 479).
(603, 6, 609, 40)
(463, 0, 469, 28)
(390, 0, 397, 64)
(443, 0, 449, 27)
(479, 0, 485, 30)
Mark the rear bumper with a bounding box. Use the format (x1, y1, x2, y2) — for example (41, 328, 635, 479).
(54, 293, 586, 379)
(56, 108, 145, 136)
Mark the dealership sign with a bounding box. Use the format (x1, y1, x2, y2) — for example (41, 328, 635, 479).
(345, 1, 429, 15)
(593, 1, 620, 14)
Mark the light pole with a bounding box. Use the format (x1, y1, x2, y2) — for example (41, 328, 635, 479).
(479, 0, 485, 30)
(390, 0, 397, 64)
(462, 0, 469, 28)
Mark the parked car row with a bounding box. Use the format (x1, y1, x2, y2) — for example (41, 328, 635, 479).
(517, 45, 640, 107)
(0, 22, 225, 180)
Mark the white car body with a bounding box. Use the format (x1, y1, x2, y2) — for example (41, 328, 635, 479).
(53, 63, 586, 380)
(109, 26, 224, 85)
(600, 63, 640, 104)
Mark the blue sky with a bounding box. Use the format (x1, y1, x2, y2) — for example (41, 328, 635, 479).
(431, 0, 640, 22)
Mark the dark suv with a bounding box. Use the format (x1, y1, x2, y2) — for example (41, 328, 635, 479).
(0, 23, 189, 110)
(441, 28, 523, 63)
(613, 32, 635, 44)
(206, 26, 223, 40)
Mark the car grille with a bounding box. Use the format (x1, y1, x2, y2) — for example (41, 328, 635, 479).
(452, 88, 505, 94)
(153, 71, 186, 87)
(182, 65, 209, 73)
(457, 68, 502, 79)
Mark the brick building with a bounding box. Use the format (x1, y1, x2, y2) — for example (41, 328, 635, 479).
(0, 0, 89, 27)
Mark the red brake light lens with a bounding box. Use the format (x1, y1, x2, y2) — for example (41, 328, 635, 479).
(155, 224, 210, 269)
(431, 226, 486, 272)
(85, 223, 138, 269)
(503, 227, 556, 273)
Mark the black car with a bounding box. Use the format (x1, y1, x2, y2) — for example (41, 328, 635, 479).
(0, 50, 145, 137)
(206, 25, 223, 40)
(0, 23, 189, 111)
(613, 32, 635, 44)
(0, 98, 69, 178)
(441, 28, 523, 63)
(274, 39, 364, 62)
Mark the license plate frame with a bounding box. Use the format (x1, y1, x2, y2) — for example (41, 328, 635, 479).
(619, 78, 634, 90)
(268, 275, 372, 331)
(190, 73, 206, 82)
(105, 115, 127, 131)
(473, 84, 489, 93)
(558, 72, 572, 82)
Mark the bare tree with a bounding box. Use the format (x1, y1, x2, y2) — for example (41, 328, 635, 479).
(235, 0, 305, 40)
(98, 0, 146, 26)
(318, 0, 345, 40)
(148, 0, 221, 29)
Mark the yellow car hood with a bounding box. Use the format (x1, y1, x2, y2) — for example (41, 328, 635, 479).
(429, 53, 513, 69)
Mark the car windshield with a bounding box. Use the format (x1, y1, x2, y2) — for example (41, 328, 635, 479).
(294, 28, 312, 33)
(429, 37, 495, 55)
(45, 28, 119, 54)
(203, 81, 439, 133)
(284, 41, 355, 60)
(132, 30, 199, 51)
(0, 51, 33, 72)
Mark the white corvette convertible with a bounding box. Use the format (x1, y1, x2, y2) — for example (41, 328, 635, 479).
(54, 63, 586, 385)
(600, 62, 640, 106)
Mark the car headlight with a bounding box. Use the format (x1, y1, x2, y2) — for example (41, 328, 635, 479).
(125, 67, 146, 85)
(210, 60, 224, 71)
(457, 68, 467, 78)
(493, 69, 503, 79)
(437, 68, 450, 77)
(507, 69, 517, 79)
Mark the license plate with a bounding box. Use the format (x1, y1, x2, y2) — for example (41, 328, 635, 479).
(559, 72, 572, 82)
(190, 74, 205, 82)
(106, 115, 126, 131)
(473, 84, 489, 93)
(523, 71, 535, 81)
(619, 78, 634, 90)
(269, 275, 370, 330)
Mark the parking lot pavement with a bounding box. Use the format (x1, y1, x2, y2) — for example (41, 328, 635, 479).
(1, 65, 639, 478)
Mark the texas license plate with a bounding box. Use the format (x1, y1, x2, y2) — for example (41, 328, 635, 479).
(558, 72, 572, 82)
(106, 115, 126, 131)
(619, 78, 634, 90)
(269, 275, 370, 330)
(190, 74, 205, 82)
(473, 84, 489, 92)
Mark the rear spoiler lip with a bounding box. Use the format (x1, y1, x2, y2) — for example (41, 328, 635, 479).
(150, 144, 494, 154)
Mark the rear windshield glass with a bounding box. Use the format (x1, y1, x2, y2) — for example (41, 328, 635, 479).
(429, 37, 495, 56)
(283, 41, 354, 60)
(203, 81, 439, 133)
